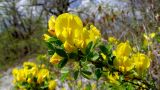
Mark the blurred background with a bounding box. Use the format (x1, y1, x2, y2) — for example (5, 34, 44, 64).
(0, 0, 159, 89)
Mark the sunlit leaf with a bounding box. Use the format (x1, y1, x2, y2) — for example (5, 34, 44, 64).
(86, 41, 93, 54)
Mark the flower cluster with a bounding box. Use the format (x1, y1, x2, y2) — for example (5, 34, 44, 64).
(113, 41, 150, 73)
(44, 13, 101, 64)
(50, 13, 101, 50)
(42, 13, 153, 89)
(12, 62, 56, 90)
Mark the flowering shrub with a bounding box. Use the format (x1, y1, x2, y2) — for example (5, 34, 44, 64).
(12, 13, 156, 89)
(12, 62, 56, 90)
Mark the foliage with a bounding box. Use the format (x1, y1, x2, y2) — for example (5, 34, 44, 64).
(12, 13, 156, 90)
(0, 26, 47, 70)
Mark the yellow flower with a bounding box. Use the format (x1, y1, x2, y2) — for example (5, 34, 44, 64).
(19, 86, 27, 90)
(12, 63, 38, 83)
(149, 33, 156, 38)
(107, 72, 119, 84)
(91, 83, 97, 90)
(42, 34, 51, 41)
(48, 16, 56, 36)
(75, 27, 89, 49)
(27, 78, 32, 84)
(22, 62, 38, 76)
(132, 47, 138, 52)
(16, 69, 27, 82)
(143, 33, 155, 40)
(48, 80, 57, 90)
(64, 41, 76, 53)
(113, 42, 134, 72)
(12, 68, 18, 77)
(88, 25, 101, 43)
(143, 33, 156, 47)
(55, 13, 83, 43)
(37, 69, 49, 84)
(108, 36, 118, 44)
(143, 39, 152, 47)
(23, 62, 37, 69)
(41, 64, 46, 68)
(50, 53, 63, 64)
(29, 67, 38, 76)
(131, 53, 150, 73)
(75, 25, 101, 50)
(113, 56, 134, 72)
(12, 68, 19, 83)
(114, 41, 132, 57)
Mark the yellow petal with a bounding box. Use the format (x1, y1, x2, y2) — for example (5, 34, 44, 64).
(88, 25, 101, 43)
(37, 69, 49, 84)
(113, 56, 134, 72)
(108, 36, 118, 44)
(42, 34, 51, 41)
(50, 53, 63, 64)
(48, 16, 56, 31)
(27, 78, 32, 84)
(55, 13, 83, 42)
(131, 53, 150, 73)
(143, 33, 149, 40)
(115, 41, 132, 57)
(64, 41, 76, 53)
(48, 29, 56, 36)
(48, 80, 57, 90)
(101, 53, 107, 60)
(107, 72, 119, 84)
(149, 33, 156, 38)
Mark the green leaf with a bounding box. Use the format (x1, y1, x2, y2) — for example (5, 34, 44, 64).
(82, 70, 92, 75)
(60, 72, 69, 82)
(108, 55, 115, 65)
(48, 50, 55, 55)
(95, 68, 102, 79)
(119, 75, 124, 82)
(40, 85, 48, 89)
(61, 67, 69, 73)
(86, 41, 93, 54)
(99, 45, 107, 54)
(58, 58, 68, 68)
(46, 42, 54, 50)
(73, 70, 79, 80)
(81, 72, 91, 79)
(91, 52, 99, 61)
(69, 52, 78, 59)
(87, 51, 99, 61)
(48, 37, 58, 42)
(86, 83, 92, 90)
(48, 37, 63, 46)
(155, 34, 160, 43)
(106, 44, 113, 52)
(55, 48, 67, 57)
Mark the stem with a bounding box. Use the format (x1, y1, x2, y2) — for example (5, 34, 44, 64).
(96, 80, 99, 90)
(79, 60, 83, 88)
(123, 80, 148, 89)
(123, 77, 155, 89)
